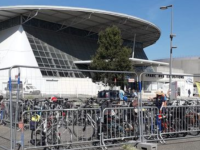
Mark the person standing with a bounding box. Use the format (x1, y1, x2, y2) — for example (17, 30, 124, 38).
(148, 91, 167, 112)
(188, 89, 191, 97)
(131, 89, 138, 98)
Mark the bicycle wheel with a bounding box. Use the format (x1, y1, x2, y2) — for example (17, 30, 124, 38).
(73, 115, 95, 140)
(128, 120, 139, 141)
(186, 116, 200, 136)
(163, 120, 178, 138)
(57, 122, 72, 149)
(46, 125, 60, 149)
(190, 130, 200, 136)
(175, 118, 187, 137)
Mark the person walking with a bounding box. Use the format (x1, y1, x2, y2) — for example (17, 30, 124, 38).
(188, 89, 191, 97)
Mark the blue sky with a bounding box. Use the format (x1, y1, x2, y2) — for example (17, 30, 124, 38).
(1, 0, 200, 60)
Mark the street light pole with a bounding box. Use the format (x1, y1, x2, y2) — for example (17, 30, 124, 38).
(160, 5, 177, 101)
(170, 5, 173, 101)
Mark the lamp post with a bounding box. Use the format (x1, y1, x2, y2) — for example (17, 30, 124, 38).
(160, 5, 177, 101)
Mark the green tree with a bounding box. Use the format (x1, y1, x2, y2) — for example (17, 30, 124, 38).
(90, 25, 133, 87)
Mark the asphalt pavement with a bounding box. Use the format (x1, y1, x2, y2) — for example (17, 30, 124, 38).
(157, 137, 200, 150)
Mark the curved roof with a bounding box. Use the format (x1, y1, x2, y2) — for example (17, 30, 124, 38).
(0, 5, 161, 48)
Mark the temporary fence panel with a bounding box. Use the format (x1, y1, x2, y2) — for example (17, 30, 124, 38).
(139, 72, 200, 143)
(141, 106, 159, 142)
(1, 65, 138, 149)
(10, 67, 138, 99)
(3, 65, 200, 149)
(20, 108, 101, 150)
(159, 105, 200, 139)
(102, 106, 141, 147)
(0, 67, 17, 150)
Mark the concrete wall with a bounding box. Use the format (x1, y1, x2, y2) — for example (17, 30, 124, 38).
(156, 58, 200, 82)
(141, 72, 193, 97)
(153, 66, 184, 73)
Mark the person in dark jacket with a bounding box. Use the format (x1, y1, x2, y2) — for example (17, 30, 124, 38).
(148, 91, 167, 111)
(188, 89, 191, 97)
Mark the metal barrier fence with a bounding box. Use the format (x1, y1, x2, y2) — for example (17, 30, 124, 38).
(102, 107, 141, 147)
(11, 105, 200, 149)
(159, 105, 200, 139)
(0, 67, 13, 150)
(1, 100, 26, 124)
(20, 108, 101, 150)
(141, 107, 159, 142)
(138, 72, 200, 143)
(2, 103, 200, 149)
(2, 65, 200, 149)
(0, 65, 139, 150)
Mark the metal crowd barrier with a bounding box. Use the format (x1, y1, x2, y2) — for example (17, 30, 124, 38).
(1, 104, 200, 149)
(158, 105, 200, 140)
(141, 106, 159, 142)
(20, 108, 101, 150)
(101, 107, 141, 147)
(0, 100, 25, 124)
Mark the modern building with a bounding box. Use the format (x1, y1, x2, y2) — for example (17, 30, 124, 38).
(0, 5, 172, 97)
(141, 67, 193, 98)
(156, 57, 200, 96)
(156, 57, 200, 82)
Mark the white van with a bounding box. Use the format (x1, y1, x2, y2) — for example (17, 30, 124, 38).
(24, 84, 40, 95)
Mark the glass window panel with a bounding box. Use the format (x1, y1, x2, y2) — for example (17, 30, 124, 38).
(74, 73, 80, 78)
(57, 54, 62, 59)
(38, 63, 44, 67)
(40, 41, 45, 45)
(54, 59, 59, 65)
(61, 54, 66, 59)
(27, 35, 32, 39)
(47, 71, 53, 76)
(31, 44, 37, 49)
(64, 61, 69, 66)
(143, 81, 151, 91)
(41, 70, 47, 76)
(39, 52, 45, 57)
(56, 65, 61, 68)
(29, 39, 34, 44)
(33, 51, 39, 56)
(45, 52, 50, 57)
(54, 48, 60, 54)
(52, 71, 58, 76)
(79, 74, 84, 78)
(36, 57, 42, 63)
(44, 64, 50, 68)
(59, 72, 65, 77)
(61, 66, 66, 69)
(51, 53, 57, 58)
(50, 65, 55, 68)
(59, 60, 65, 65)
(69, 72, 74, 77)
(68, 61, 73, 65)
(67, 55, 72, 60)
(35, 39, 40, 44)
(47, 59, 53, 64)
(64, 72, 69, 77)
(49, 47, 54, 53)
(37, 45, 43, 51)
(43, 46, 48, 51)
(42, 58, 48, 63)
(66, 66, 70, 69)
(72, 65, 76, 69)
